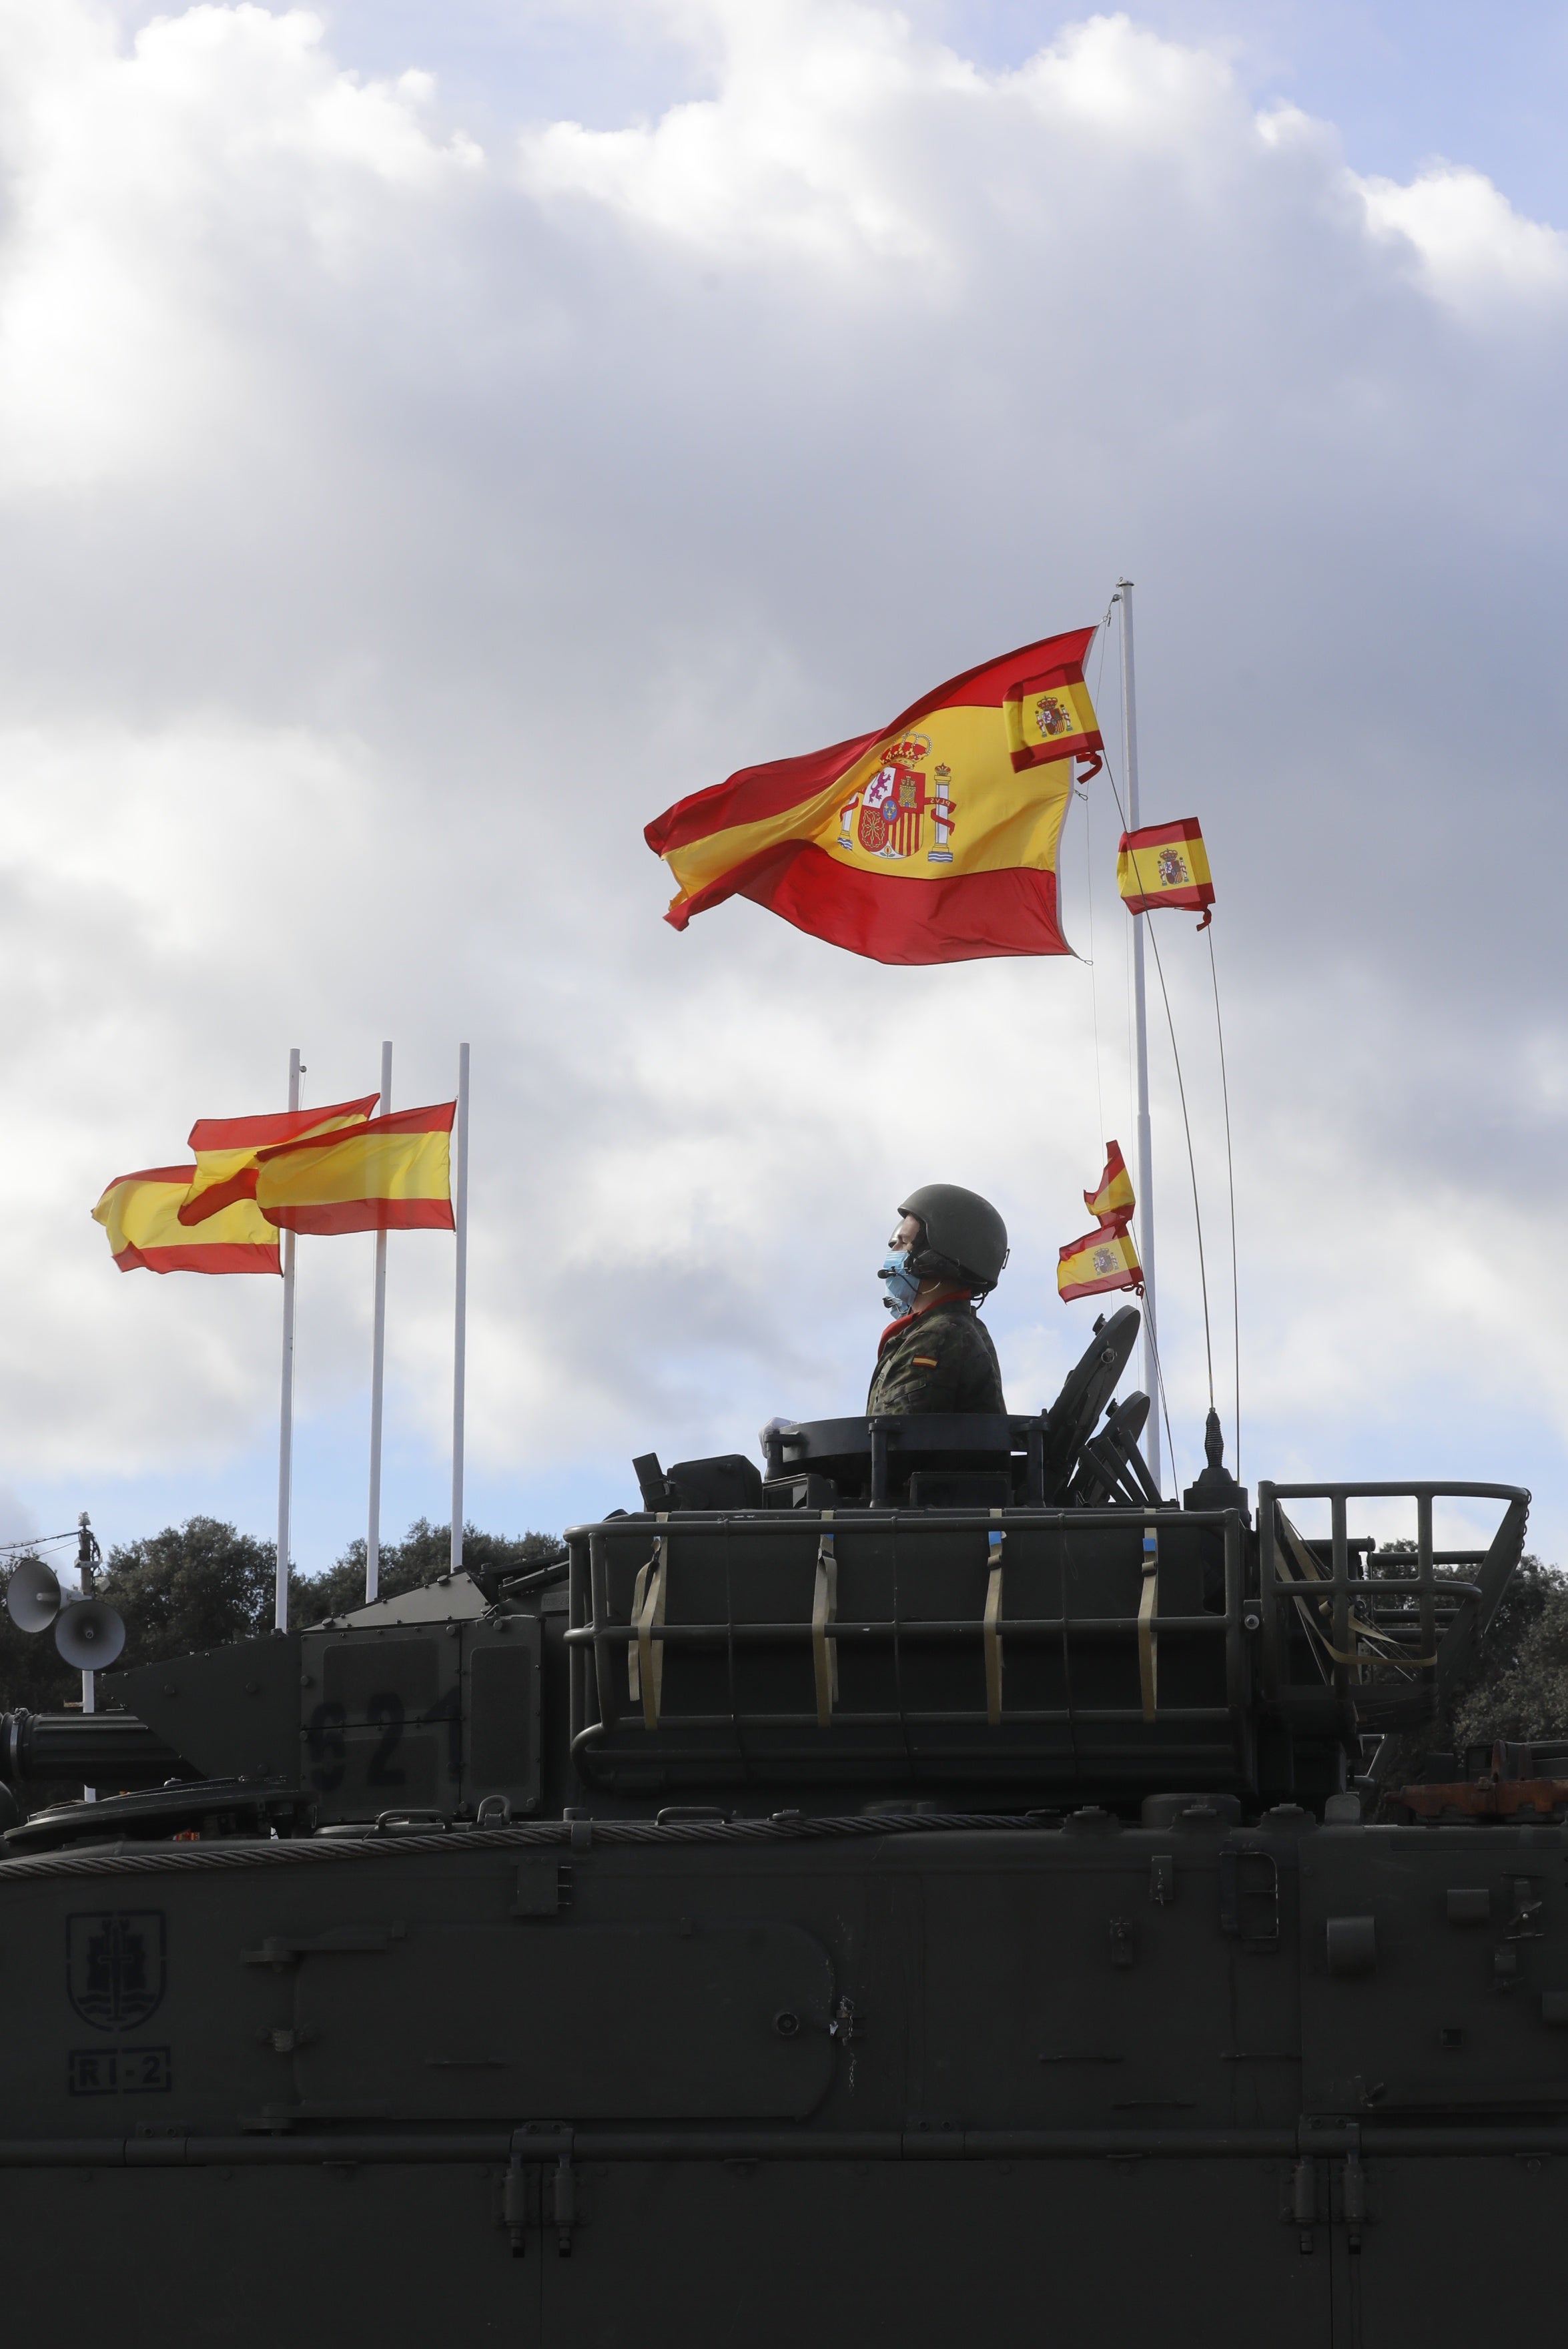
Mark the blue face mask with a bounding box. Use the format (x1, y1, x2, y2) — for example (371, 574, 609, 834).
(879, 1253, 921, 1315)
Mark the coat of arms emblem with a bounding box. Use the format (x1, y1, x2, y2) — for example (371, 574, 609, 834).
(841, 735, 952, 861)
(1156, 847, 1190, 888)
(1033, 693, 1074, 741)
(1092, 1243, 1119, 1277)
(67, 1911, 167, 2033)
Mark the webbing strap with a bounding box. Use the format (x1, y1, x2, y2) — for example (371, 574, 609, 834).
(984, 1515, 1005, 1727)
(1138, 1525, 1159, 1722)
(627, 1516, 667, 1729)
(813, 1512, 838, 1729)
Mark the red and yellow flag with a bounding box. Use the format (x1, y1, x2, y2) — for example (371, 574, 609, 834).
(1083, 1139, 1134, 1227)
(645, 629, 1103, 965)
(254, 1102, 455, 1234)
(1058, 1223, 1143, 1303)
(1058, 1138, 1142, 1301)
(93, 1166, 280, 1275)
(1116, 819, 1214, 928)
(179, 1092, 380, 1226)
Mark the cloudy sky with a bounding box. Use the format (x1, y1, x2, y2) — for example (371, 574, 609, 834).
(0, 0, 1563, 1587)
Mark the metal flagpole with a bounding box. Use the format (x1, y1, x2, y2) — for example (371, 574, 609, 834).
(366, 1040, 392, 1603)
(1117, 579, 1162, 1493)
(275, 1046, 301, 1631)
(78, 1514, 100, 1803)
(450, 1042, 470, 1574)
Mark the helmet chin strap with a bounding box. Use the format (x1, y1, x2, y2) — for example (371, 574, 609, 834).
(909, 1247, 988, 1299)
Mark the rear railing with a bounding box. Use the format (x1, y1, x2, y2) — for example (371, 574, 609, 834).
(565, 1507, 1248, 1792)
(1256, 1481, 1528, 1726)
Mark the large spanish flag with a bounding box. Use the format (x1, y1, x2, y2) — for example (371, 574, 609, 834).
(93, 1167, 280, 1275)
(254, 1102, 455, 1235)
(646, 629, 1102, 964)
(1116, 819, 1214, 928)
(179, 1092, 380, 1226)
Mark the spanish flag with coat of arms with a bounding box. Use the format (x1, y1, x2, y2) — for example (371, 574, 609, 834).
(1058, 1140, 1144, 1303)
(646, 629, 1103, 965)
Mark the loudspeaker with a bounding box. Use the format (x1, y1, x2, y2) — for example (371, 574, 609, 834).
(54, 1600, 126, 1672)
(7, 1559, 61, 1634)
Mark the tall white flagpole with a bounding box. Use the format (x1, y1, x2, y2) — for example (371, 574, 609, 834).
(366, 1040, 393, 1603)
(1117, 579, 1162, 1493)
(275, 1046, 301, 1630)
(450, 1041, 470, 1574)
(79, 1514, 99, 1803)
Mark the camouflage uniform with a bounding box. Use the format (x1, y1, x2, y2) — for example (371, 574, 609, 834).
(867, 1297, 1006, 1416)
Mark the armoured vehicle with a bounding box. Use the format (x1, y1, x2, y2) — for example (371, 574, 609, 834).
(0, 1305, 1550, 2346)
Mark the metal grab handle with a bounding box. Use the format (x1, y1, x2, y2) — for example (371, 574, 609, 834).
(813, 1514, 838, 1728)
(984, 1518, 1004, 1726)
(1138, 1526, 1159, 1722)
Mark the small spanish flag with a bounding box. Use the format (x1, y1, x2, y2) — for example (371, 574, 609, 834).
(93, 1167, 280, 1275)
(1116, 819, 1214, 928)
(254, 1101, 455, 1235)
(1084, 1140, 1134, 1227)
(646, 628, 1104, 966)
(1058, 1138, 1142, 1301)
(179, 1092, 380, 1226)
(1058, 1223, 1143, 1303)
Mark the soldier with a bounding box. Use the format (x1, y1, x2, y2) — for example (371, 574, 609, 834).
(869, 1184, 1008, 1415)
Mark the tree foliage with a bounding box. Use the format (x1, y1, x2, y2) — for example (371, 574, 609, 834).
(0, 1514, 564, 1712)
(1455, 1570, 1568, 1747)
(296, 1520, 563, 1626)
(1370, 1548, 1565, 1781)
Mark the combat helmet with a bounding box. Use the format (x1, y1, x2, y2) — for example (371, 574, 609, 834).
(898, 1183, 1009, 1297)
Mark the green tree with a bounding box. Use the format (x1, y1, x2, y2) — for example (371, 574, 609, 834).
(0, 1514, 566, 1713)
(1370, 1547, 1564, 1782)
(298, 1519, 564, 1624)
(99, 1516, 278, 1662)
(1455, 1574, 1568, 1747)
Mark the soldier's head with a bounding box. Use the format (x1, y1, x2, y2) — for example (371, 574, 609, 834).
(881, 1184, 1009, 1313)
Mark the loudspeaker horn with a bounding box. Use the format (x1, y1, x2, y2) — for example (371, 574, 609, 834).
(54, 1600, 126, 1672)
(7, 1559, 61, 1634)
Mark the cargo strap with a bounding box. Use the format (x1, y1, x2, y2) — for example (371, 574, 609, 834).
(1138, 1526, 1159, 1722)
(984, 1516, 1005, 1726)
(813, 1512, 839, 1728)
(627, 1515, 667, 1729)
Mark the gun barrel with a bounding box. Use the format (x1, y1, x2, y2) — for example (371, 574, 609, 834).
(0, 1709, 185, 1790)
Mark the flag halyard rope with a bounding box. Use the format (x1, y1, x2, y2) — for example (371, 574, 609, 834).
(1207, 925, 1242, 1478)
(1096, 741, 1216, 1416)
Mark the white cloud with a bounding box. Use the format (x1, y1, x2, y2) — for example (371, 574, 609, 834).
(0, 0, 1564, 1569)
(1356, 161, 1568, 312)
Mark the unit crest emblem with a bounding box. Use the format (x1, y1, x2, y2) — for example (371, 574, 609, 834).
(67, 1911, 167, 2033)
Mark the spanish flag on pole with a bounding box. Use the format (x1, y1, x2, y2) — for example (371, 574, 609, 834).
(1116, 819, 1214, 928)
(1058, 1223, 1143, 1303)
(93, 1167, 280, 1275)
(179, 1092, 380, 1226)
(254, 1101, 455, 1235)
(646, 629, 1103, 965)
(1058, 1139, 1142, 1301)
(1083, 1139, 1134, 1227)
